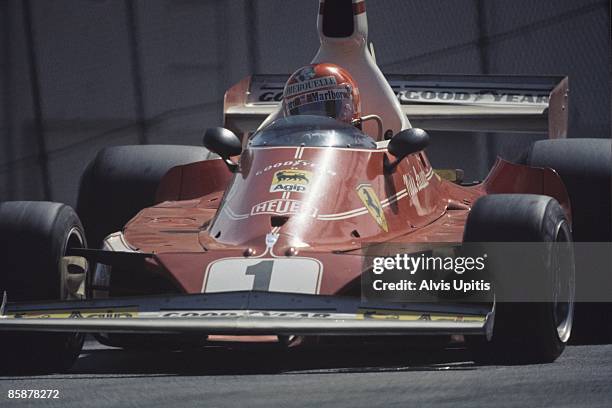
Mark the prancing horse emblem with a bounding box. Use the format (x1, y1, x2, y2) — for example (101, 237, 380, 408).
(356, 184, 388, 232)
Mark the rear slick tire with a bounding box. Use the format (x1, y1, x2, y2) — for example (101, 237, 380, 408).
(525, 138, 612, 344)
(77, 145, 211, 248)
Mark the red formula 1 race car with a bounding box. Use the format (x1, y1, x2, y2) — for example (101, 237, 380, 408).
(0, 0, 610, 373)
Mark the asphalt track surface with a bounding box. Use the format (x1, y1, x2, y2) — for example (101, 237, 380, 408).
(0, 339, 611, 408)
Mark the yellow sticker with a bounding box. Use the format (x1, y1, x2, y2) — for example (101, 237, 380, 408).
(433, 169, 456, 182)
(356, 184, 388, 232)
(357, 309, 485, 322)
(270, 170, 312, 193)
(8, 308, 138, 319)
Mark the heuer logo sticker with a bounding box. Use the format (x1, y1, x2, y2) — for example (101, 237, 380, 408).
(356, 184, 388, 232)
(251, 199, 318, 217)
(270, 169, 312, 193)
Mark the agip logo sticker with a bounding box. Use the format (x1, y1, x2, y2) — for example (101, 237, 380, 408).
(9, 308, 138, 319)
(356, 184, 388, 232)
(270, 170, 312, 193)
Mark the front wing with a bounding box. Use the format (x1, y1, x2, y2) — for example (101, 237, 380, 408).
(0, 291, 492, 336)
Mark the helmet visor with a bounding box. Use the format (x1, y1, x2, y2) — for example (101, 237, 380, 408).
(284, 88, 354, 123)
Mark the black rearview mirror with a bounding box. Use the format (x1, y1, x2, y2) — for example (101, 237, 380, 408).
(385, 128, 430, 173)
(388, 128, 430, 160)
(203, 127, 242, 158)
(203, 127, 242, 172)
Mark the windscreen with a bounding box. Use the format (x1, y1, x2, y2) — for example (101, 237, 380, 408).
(249, 115, 376, 148)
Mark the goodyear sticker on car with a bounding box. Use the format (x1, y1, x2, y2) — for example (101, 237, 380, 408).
(270, 169, 312, 193)
(356, 184, 388, 232)
(357, 309, 485, 322)
(160, 310, 333, 319)
(7, 308, 138, 319)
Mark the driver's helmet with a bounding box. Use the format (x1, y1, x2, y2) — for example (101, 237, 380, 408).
(282, 63, 360, 124)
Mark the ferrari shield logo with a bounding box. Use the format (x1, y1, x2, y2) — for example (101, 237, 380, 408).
(356, 184, 388, 232)
(270, 169, 312, 193)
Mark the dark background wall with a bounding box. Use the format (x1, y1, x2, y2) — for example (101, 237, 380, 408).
(1, 0, 610, 206)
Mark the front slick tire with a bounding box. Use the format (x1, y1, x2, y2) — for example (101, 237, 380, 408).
(464, 194, 575, 365)
(0, 202, 87, 374)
